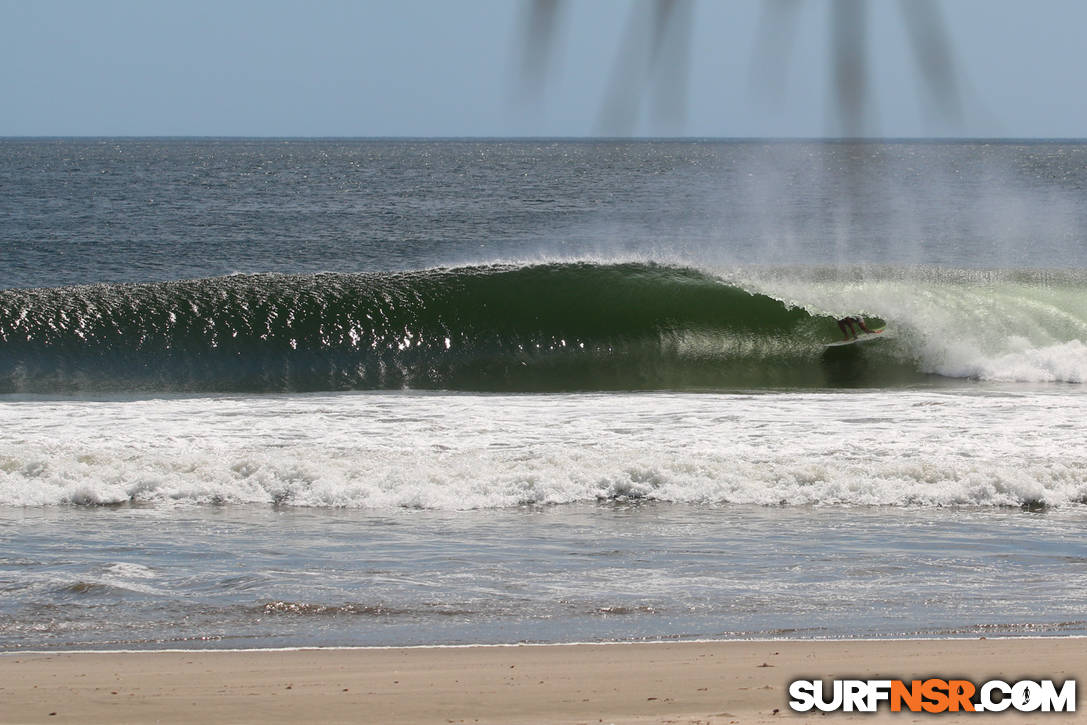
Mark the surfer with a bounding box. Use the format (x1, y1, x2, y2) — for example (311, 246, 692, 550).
(837, 316, 875, 340)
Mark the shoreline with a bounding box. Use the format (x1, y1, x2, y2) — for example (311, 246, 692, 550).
(6, 632, 1087, 655)
(2, 638, 1083, 724)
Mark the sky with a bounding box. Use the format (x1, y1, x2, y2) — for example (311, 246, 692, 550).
(0, 0, 1084, 138)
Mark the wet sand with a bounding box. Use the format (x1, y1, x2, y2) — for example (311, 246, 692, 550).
(1, 638, 1083, 724)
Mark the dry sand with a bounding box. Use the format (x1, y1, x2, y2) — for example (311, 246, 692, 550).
(1, 638, 1083, 724)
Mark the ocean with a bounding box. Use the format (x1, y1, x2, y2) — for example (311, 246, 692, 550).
(1, 138, 1085, 651)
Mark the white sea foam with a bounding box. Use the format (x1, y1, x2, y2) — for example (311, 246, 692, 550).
(738, 268, 1087, 384)
(1, 390, 1084, 510)
(103, 562, 157, 579)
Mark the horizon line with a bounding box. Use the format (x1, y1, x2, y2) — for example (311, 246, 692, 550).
(3, 135, 1086, 143)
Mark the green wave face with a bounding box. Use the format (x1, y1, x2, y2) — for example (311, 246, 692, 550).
(0, 260, 1009, 393)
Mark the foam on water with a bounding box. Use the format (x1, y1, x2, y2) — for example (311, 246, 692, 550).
(739, 266, 1087, 384)
(2, 390, 1084, 510)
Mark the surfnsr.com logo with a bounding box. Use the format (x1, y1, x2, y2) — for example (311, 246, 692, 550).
(789, 678, 1076, 713)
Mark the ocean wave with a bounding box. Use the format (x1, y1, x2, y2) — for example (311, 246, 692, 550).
(1, 261, 1085, 392)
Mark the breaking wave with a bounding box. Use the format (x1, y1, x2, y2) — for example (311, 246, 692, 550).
(1, 261, 1085, 392)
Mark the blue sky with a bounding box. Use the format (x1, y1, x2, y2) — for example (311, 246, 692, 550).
(1, 0, 1083, 137)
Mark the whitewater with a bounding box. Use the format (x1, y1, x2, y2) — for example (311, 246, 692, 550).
(1, 388, 1084, 510)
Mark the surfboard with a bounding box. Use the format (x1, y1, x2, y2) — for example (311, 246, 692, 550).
(825, 327, 886, 347)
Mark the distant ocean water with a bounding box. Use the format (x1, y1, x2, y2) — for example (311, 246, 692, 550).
(1, 139, 1086, 651)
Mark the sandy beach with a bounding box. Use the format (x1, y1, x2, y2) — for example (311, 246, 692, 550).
(1, 638, 1082, 724)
